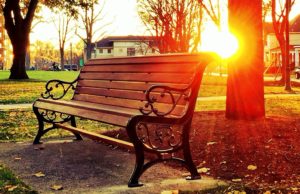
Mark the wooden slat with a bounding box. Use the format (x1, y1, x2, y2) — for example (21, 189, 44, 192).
(55, 123, 134, 151)
(34, 100, 131, 127)
(79, 72, 193, 84)
(77, 80, 188, 91)
(73, 94, 187, 116)
(38, 98, 141, 116)
(85, 52, 217, 65)
(75, 87, 189, 105)
(81, 63, 197, 73)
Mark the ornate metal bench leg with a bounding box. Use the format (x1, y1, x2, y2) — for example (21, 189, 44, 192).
(33, 107, 45, 144)
(126, 120, 144, 187)
(70, 116, 83, 141)
(183, 121, 201, 180)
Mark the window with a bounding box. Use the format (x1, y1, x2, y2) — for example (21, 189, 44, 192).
(99, 48, 103, 53)
(152, 48, 156, 53)
(127, 48, 135, 56)
(108, 48, 112, 53)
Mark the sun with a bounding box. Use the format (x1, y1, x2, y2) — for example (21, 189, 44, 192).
(200, 29, 239, 59)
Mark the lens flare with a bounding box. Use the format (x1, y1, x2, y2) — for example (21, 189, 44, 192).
(200, 30, 239, 58)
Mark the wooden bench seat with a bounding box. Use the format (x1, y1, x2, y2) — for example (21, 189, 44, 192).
(32, 52, 217, 187)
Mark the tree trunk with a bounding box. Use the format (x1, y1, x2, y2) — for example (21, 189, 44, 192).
(226, 0, 265, 119)
(86, 43, 92, 60)
(9, 35, 29, 79)
(9, 46, 29, 79)
(60, 47, 65, 71)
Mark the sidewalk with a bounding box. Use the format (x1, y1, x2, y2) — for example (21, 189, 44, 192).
(0, 140, 227, 194)
(0, 103, 32, 110)
(1, 93, 300, 111)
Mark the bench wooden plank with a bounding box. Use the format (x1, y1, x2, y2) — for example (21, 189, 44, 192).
(75, 87, 189, 105)
(85, 53, 210, 65)
(34, 100, 131, 127)
(79, 72, 193, 84)
(55, 123, 134, 151)
(73, 94, 187, 117)
(81, 63, 197, 73)
(77, 80, 188, 91)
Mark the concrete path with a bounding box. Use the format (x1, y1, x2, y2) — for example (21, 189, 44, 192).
(0, 140, 227, 194)
(0, 103, 32, 110)
(1, 93, 300, 111)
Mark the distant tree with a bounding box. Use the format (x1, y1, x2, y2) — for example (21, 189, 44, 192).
(226, 0, 265, 119)
(198, 0, 221, 29)
(137, 0, 202, 53)
(51, 11, 74, 70)
(271, 0, 295, 89)
(262, 0, 272, 23)
(31, 40, 59, 69)
(76, 0, 108, 60)
(0, 0, 89, 79)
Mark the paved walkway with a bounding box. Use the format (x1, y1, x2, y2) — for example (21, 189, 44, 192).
(0, 141, 227, 194)
(1, 93, 300, 111)
(0, 103, 32, 110)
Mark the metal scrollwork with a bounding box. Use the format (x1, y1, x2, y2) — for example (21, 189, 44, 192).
(39, 109, 71, 123)
(136, 122, 182, 152)
(41, 79, 78, 100)
(139, 85, 191, 117)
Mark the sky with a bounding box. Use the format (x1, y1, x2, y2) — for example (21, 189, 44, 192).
(30, 0, 300, 45)
(30, 0, 147, 43)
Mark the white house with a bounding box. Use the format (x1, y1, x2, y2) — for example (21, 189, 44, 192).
(264, 15, 300, 71)
(265, 32, 300, 68)
(87, 36, 160, 60)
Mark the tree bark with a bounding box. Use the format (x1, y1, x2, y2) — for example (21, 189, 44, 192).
(226, 0, 265, 119)
(10, 41, 29, 79)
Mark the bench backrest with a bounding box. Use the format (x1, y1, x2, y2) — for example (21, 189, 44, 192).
(73, 53, 216, 118)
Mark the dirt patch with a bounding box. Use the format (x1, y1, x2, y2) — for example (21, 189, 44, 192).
(189, 111, 300, 192)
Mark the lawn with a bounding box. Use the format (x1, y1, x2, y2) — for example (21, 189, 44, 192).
(0, 71, 79, 104)
(0, 70, 79, 82)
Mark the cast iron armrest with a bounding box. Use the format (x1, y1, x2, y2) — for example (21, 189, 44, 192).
(139, 83, 193, 117)
(41, 78, 78, 100)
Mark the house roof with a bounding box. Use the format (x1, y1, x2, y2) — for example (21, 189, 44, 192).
(290, 14, 300, 32)
(264, 14, 300, 34)
(96, 36, 157, 48)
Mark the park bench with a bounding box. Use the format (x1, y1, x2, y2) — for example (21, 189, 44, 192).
(32, 52, 216, 187)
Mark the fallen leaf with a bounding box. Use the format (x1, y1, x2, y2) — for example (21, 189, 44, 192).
(247, 165, 257, 171)
(161, 190, 179, 194)
(231, 178, 242, 182)
(14, 157, 22, 160)
(34, 172, 45, 177)
(50, 185, 63, 191)
(198, 167, 210, 173)
(291, 187, 298, 191)
(207, 141, 217, 145)
(5, 185, 18, 191)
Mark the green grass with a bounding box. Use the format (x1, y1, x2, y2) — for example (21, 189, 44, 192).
(0, 110, 117, 142)
(0, 70, 79, 82)
(0, 71, 79, 104)
(0, 165, 37, 194)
